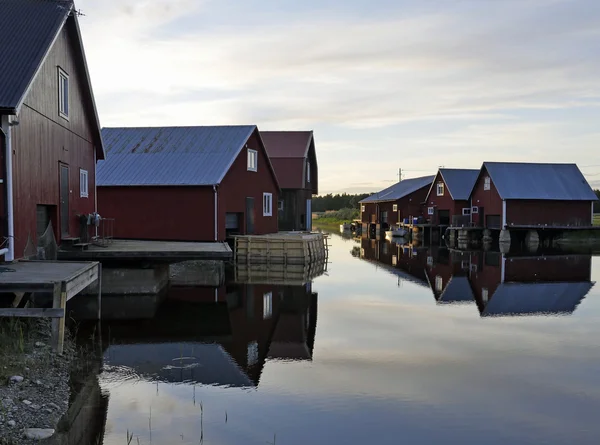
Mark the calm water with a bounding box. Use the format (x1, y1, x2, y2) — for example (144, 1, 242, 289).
(86, 231, 600, 445)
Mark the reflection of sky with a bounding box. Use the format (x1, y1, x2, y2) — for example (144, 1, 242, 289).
(101, 232, 600, 445)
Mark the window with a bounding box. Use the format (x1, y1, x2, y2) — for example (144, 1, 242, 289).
(472, 206, 479, 214)
(393, 204, 398, 212)
(484, 176, 491, 191)
(58, 68, 69, 119)
(278, 200, 284, 211)
(392, 255, 397, 266)
(381, 211, 388, 223)
(461, 260, 470, 270)
(247, 342, 259, 366)
(436, 183, 444, 196)
(427, 256, 433, 266)
(462, 208, 471, 216)
(435, 275, 443, 292)
(428, 207, 434, 215)
(263, 193, 273, 216)
(247, 149, 257, 172)
(263, 292, 272, 319)
(482, 288, 489, 303)
(79, 169, 88, 198)
(361, 205, 366, 213)
(306, 161, 311, 183)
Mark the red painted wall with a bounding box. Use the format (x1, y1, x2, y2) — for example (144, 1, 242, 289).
(470, 166, 503, 228)
(98, 186, 215, 241)
(424, 172, 469, 225)
(10, 23, 98, 258)
(218, 130, 279, 239)
(506, 200, 592, 227)
(360, 184, 429, 225)
(505, 255, 591, 282)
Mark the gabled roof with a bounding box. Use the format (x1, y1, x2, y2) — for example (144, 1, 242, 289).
(261, 131, 313, 158)
(427, 169, 480, 201)
(438, 276, 475, 304)
(483, 162, 599, 201)
(0, 0, 105, 158)
(482, 282, 593, 317)
(97, 126, 279, 187)
(360, 175, 435, 204)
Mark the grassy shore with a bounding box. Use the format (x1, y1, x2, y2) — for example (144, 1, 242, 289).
(594, 214, 600, 226)
(312, 208, 359, 230)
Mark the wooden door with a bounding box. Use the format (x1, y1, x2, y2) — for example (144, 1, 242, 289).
(246, 197, 255, 235)
(59, 165, 69, 238)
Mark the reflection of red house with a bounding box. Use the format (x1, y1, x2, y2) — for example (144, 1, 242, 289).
(424, 169, 479, 227)
(470, 162, 598, 229)
(424, 248, 471, 301)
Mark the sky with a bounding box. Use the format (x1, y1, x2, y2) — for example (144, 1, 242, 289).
(76, 0, 600, 195)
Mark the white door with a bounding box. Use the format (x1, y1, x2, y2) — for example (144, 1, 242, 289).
(306, 199, 312, 231)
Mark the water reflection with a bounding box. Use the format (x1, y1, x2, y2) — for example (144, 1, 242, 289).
(99, 281, 318, 389)
(359, 238, 595, 317)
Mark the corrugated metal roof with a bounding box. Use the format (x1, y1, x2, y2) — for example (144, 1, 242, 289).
(261, 131, 313, 158)
(484, 162, 599, 201)
(97, 126, 257, 186)
(439, 169, 480, 201)
(438, 276, 475, 304)
(360, 175, 435, 203)
(0, 0, 72, 110)
(482, 282, 592, 317)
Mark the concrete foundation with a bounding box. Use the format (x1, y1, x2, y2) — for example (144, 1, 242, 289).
(82, 265, 169, 296)
(169, 260, 225, 287)
(525, 230, 540, 253)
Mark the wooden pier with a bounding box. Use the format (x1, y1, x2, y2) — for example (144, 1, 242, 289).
(58, 239, 232, 262)
(0, 261, 100, 354)
(235, 233, 328, 265)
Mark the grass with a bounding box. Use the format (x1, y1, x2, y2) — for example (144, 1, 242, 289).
(594, 214, 600, 226)
(0, 318, 35, 380)
(313, 208, 359, 228)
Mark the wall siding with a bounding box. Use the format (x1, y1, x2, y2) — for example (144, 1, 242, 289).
(10, 23, 97, 258)
(218, 130, 279, 239)
(279, 189, 312, 231)
(506, 200, 592, 227)
(470, 166, 503, 228)
(97, 186, 215, 241)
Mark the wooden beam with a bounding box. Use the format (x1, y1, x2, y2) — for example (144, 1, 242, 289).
(0, 308, 64, 318)
(52, 283, 66, 355)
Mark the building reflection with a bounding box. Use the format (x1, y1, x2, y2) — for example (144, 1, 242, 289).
(96, 273, 319, 389)
(360, 238, 595, 317)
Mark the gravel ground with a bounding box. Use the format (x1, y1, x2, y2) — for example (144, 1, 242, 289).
(0, 321, 72, 445)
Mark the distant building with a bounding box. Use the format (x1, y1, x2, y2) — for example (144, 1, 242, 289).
(359, 176, 434, 229)
(0, 0, 104, 259)
(261, 131, 317, 231)
(424, 169, 480, 227)
(97, 126, 280, 242)
(470, 162, 598, 229)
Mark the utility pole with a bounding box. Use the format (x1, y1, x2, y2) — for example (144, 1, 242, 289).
(398, 168, 402, 182)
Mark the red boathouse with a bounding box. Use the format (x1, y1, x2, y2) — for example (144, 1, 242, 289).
(97, 126, 280, 242)
(424, 169, 479, 227)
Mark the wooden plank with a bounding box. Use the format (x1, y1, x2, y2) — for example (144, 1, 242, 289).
(52, 283, 66, 355)
(0, 308, 65, 318)
(65, 263, 99, 301)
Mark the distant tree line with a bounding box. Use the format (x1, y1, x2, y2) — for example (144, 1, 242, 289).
(595, 190, 600, 213)
(312, 193, 371, 212)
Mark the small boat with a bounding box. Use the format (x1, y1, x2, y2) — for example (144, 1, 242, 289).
(340, 223, 351, 232)
(385, 227, 408, 239)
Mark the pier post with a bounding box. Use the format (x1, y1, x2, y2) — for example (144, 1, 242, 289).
(525, 230, 540, 253)
(52, 283, 66, 355)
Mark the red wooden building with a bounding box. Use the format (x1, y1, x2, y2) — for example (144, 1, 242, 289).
(424, 169, 479, 227)
(470, 162, 598, 229)
(96, 126, 280, 242)
(359, 175, 434, 228)
(261, 131, 318, 231)
(0, 0, 104, 260)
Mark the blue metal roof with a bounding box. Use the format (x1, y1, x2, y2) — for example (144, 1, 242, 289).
(0, 0, 72, 110)
(438, 276, 475, 304)
(97, 126, 257, 186)
(484, 162, 599, 201)
(360, 175, 435, 203)
(438, 169, 480, 200)
(483, 282, 593, 317)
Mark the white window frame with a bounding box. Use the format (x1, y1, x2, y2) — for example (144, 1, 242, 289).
(428, 207, 434, 215)
(482, 288, 489, 303)
(247, 341, 259, 366)
(393, 204, 398, 212)
(58, 67, 69, 120)
(435, 275, 443, 292)
(263, 292, 273, 319)
(361, 205, 366, 213)
(247, 148, 257, 172)
(484, 176, 491, 191)
(278, 199, 284, 211)
(462, 208, 471, 216)
(79, 169, 88, 198)
(472, 206, 479, 214)
(306, 161, 311, 183)
(263, 192, 273, 216)
(436, 183, 444, 196)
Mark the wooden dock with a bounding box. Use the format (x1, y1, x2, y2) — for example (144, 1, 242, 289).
(234, 261, 327, 285)
(0, 261, 100, 353)
(235, 233, 327, 265)
(58, 239, 232, 262)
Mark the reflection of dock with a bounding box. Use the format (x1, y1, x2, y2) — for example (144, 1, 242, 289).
(234, 261, 326, 285)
